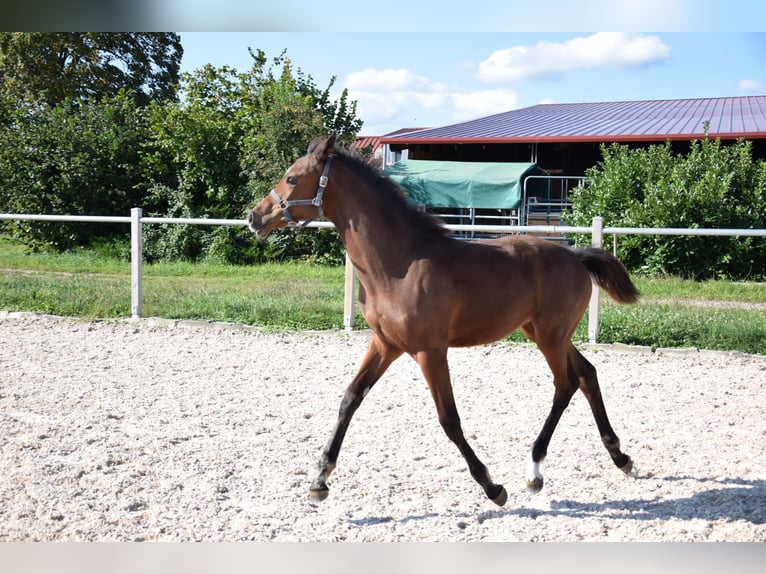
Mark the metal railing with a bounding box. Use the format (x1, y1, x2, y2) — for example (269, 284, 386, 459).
(2, 210, 765, 343)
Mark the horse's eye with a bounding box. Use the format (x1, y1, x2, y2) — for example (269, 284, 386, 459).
(286, 176, 298, 185)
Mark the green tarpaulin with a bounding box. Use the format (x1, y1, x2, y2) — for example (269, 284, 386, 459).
(385, 160, 546, 209)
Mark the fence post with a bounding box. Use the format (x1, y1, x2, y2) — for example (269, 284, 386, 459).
(343, 251, 357, 331)
(588, 216, 603, 343)
(130, 207, 143, 319)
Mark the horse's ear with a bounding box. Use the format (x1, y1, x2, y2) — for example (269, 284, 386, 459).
(307, 136, 321, 154)
(308, 133, 336, 159)
(325, 132, 337, 153)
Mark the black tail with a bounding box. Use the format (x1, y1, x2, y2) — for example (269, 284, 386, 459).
(576, 247, 640, 304)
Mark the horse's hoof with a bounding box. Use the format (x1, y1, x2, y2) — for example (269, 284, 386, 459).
(619, 457, 637, 478)
(526, 476, 544, 493)
(491, 486, 508, 506)
(308, 486, 329, 501)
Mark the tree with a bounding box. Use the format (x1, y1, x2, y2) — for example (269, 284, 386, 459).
(0, 43, 361, 263)
(0, 92, 148, 250)
(0, 32, 182, 107)
(140, 50, 361, 264)
(0, 33, 177, 250)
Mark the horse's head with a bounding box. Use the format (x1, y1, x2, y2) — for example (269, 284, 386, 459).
(247, 134, 336, 237)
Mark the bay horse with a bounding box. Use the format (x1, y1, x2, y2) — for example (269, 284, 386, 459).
(247, 134, 640, 506)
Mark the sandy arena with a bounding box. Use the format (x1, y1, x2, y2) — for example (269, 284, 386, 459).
(1, 311, 764, 541)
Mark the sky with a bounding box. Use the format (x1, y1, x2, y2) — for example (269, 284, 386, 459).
(179, 31, 765, 136)
(161, 0, 766, 137)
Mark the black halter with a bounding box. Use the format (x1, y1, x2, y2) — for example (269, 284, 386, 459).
(269, 155, 333, 227)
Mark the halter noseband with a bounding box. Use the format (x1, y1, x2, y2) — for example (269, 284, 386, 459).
(269, 155, 333, 227)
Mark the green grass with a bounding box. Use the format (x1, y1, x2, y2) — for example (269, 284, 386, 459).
(1, 235, 765, 353)
(0, 236, 353, 330)
(0, 237, 129, 275)
(504, 278, 766, 354)
(597, 301, 766, 353)
(632, 274, 766, 303)
(141, 265, 349, 329)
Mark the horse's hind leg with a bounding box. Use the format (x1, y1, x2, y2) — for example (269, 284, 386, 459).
(415, 348, 508, 506)
(309, 333, 402, 501)
(567, 345, 635, 476)
(523, 332, 579, 492)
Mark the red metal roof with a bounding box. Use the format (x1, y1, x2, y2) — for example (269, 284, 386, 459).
(351, 135, 382, 153)
(380, 96, 766, 145)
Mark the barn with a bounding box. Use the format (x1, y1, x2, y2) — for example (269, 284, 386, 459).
(374, 95, 766, 231)
(379, 95, 766, 176)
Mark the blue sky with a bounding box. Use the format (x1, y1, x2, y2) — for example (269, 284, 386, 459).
(158, 0, 765, 32)
(171, 1, 765, 136)
(179, 31, 765, 136)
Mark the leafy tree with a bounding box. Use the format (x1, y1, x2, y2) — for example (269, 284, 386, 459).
(0, 33, 182, 250)
(141, 50, 360, 264)
(0, 32, 182, 107)
(0, 92, 148, 250)
(0, 42, 361, 264)
(566, 136, 766, 280)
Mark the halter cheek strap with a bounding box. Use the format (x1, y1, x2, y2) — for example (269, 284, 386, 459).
(269, 155, 333, 227)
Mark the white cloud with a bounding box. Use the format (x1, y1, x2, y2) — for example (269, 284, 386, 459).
(738, 79, 761, 92)
(344, 68, 436, 92)
(450, 89, 520, 122)
(343, 68, 521, 133)
(476, 32, 672, 83)
(344, 68, 448, 127)
(348, 89, 448, 123)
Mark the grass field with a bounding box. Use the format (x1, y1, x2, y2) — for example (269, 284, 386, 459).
(1, 235, 765, 354)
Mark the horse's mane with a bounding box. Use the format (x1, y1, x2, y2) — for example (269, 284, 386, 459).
(331, 144, 450, 236)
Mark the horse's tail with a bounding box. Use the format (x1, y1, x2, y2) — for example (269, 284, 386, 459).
(576, 247, 640, 304)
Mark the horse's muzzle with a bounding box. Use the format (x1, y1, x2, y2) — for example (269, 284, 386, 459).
(247, 210, 265, 236)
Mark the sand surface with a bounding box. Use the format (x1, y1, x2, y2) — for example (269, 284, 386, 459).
(1, 312, 764, 541)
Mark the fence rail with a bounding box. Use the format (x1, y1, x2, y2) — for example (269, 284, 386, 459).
(2, 210, 764, 343)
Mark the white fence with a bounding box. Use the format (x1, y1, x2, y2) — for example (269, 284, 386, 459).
(2, 209, 765, 343)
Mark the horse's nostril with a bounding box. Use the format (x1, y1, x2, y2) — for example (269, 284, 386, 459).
(247, 211, 254, 224)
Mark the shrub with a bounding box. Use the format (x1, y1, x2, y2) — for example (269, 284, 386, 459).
(566, 135, 766, 280)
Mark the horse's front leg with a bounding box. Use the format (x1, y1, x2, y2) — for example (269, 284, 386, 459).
(309, 334, 402, 501)
(415, 348, 508, 506)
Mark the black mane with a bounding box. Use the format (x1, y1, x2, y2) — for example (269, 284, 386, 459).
(331, 145, 450, 236)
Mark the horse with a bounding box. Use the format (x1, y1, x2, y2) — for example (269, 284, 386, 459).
(247, 134, 640, 506)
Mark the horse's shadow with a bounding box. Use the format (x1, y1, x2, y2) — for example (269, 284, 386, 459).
(478, 475, 766, 526)
(346, 476, 765, 528)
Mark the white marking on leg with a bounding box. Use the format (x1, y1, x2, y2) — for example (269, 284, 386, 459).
(526, 453, 544, 483)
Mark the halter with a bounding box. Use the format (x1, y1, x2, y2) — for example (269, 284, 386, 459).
(269, 155, 333, 227)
